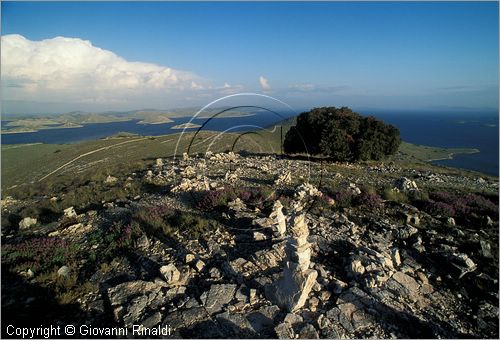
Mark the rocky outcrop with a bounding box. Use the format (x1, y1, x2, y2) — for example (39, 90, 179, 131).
(4, 152, 498, 339)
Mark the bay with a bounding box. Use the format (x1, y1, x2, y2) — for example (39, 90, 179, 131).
(1, 110, 498, 176)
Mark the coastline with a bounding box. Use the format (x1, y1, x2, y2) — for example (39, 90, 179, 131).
(425, 148, 480, 162)
(1, 123, 84, 134)
(171, 123, 202, 129)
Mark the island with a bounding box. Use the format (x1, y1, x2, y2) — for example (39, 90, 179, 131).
(170, 122, 202, 129)
(397, 142, 479, 162)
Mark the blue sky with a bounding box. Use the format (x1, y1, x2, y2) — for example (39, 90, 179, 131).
(1, 1, 498, 114)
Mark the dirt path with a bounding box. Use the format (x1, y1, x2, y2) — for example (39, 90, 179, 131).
(37, 137, 149, 182)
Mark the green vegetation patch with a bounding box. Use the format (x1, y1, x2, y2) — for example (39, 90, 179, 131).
(397, 142, 479, 162)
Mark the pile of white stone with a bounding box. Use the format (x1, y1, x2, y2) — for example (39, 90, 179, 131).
(208, 152, 238, 163)
(171, 178, 210, 193)
(266, 183, 322, 312)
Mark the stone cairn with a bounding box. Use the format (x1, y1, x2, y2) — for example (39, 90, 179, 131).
(269, 200, 286, 237)
(266, 183, 321, 312)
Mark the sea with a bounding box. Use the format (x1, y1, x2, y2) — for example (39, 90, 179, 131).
(1, 110, 498, 176)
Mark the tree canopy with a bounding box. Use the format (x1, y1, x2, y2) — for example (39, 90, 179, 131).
(283, 107, 401, 161)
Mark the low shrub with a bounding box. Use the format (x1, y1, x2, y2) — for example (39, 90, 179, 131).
(309, 193, 335, 213)
(169, 211, 218, 238)
(333, 190, 355, 208)
(238, 186, 275, 211)
(86, 221, 140, 261)
(132, 203, 175, 235)
(407, 189, 429, 202)
(195, 187, 238, 211)
(424, 191, 499, 220)
(133, 202, 218, 239)
(2, 237, 78, 274)
(356, 191, 383, 208)
(382, 188, 408, 203)
(195, 186, 275, 212)
(421, 200, 456, 217)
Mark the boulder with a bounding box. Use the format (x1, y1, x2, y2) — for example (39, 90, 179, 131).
(350, 260, 365, 275)
(298, 324, 319, 339)
(228, 198, 246, 212)
(19, 217, 37, 229)
(395, 177, 418, 192)
(194, 260, 205, 272)
(392, 271, 420, 294)
(480, 240, 493, 258)
(185, 254, 196, 264)
(57, 265, 71, 278)
(63, 206, 77, 219)
(160, 264, 181, 285)
(216, 312, 256, 337)
(105, 175, 118, 184)
(107, 280, 166, 307)
(200, 284, 237, 313)
(391, 248, 402, 267)
(274, 322, 294, 339)
(451, 253, 477, 278)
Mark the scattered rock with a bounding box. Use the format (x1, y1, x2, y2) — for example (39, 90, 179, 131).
(274, 322, 294, 339)
(63, 206, 77, 219)
(160, 264, 181, 285)
(391, 248, 402, 267)
(395, 177, 419, 192)
(185, 254, 196, 264)
(19, 217, 37, 229)
(298, 324, 319, 339)
(480, 240, 493, 258)
(194, 260, 205, 272)
(406, 213, 420, 225)
(275, 171, 292, 186)
(451, 253, 477, 278)
(57, 265, 71, 278)
(105, 175, 118, 184)
(350, 260, 366, 275)
(200, 284, 237, 313)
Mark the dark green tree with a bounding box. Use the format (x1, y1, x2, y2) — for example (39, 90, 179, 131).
(283, 106, 401, 161)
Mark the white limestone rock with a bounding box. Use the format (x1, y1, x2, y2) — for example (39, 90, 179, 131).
(266, 212, 317, 312)
(269, 201, 286, 237)
(63, 206, 77, 219)
(160, 264, 181, 285)
(19, 217, 37, 229)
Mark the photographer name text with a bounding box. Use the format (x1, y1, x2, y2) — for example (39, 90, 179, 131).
(6, 324, 172, 338)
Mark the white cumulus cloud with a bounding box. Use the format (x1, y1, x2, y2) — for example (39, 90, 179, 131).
(259, 75, 271, 90)
(1, 34, 204, 106)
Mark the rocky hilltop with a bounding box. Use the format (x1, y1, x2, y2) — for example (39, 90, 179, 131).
(1, 152, 498, 338)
